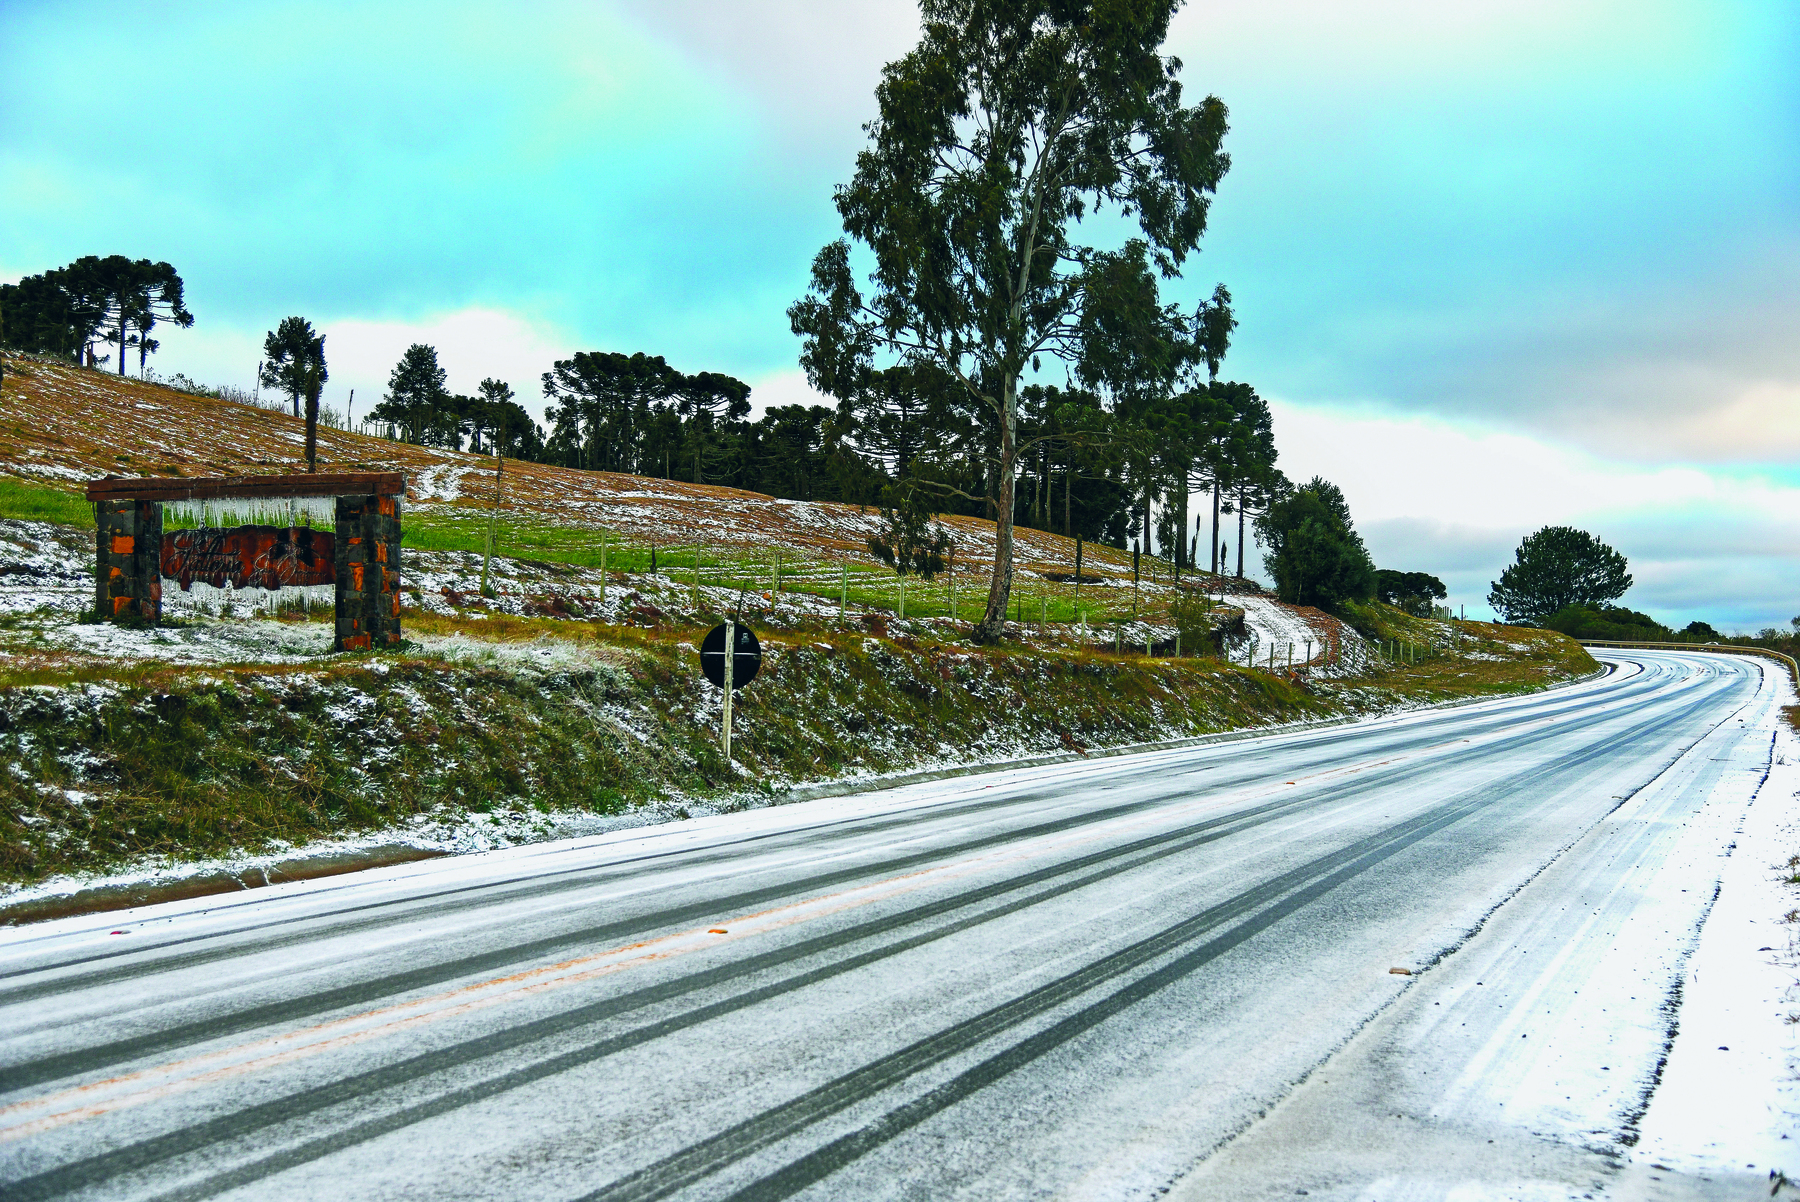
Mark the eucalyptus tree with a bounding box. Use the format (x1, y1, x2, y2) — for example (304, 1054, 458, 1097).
(789, 0, 1231, 643)
(1194, 283, 1236, 381)
(259, 317, 328, 471)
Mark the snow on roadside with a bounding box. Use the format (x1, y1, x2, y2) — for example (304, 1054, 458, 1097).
(1632, 674, 1800, 1181)
(0, 798, 715, 917)
(1236, 595, 1324, 658)
(411, 464, 472, 504)
(33, 609, 647, 671)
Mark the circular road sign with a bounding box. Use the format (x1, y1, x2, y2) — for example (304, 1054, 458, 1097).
(700, 622, 761, 690)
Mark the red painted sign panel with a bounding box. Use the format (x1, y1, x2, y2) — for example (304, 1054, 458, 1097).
(160, 526, 336, 591)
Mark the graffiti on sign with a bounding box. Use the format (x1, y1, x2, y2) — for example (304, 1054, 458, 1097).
(160, 526, 336, 591)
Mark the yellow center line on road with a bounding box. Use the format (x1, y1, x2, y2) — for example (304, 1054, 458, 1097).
(0, 718, 1542, 1142)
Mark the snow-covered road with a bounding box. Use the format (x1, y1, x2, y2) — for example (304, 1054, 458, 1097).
(0, 651, 1789, 1201)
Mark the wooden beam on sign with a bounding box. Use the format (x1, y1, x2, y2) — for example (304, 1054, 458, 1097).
(84, 472, 406, 503)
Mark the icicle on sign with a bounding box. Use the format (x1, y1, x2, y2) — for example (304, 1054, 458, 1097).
(161, 525, 335, 591)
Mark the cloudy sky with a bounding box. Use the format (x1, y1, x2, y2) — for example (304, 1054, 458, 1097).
(3, 0, 1795, 630)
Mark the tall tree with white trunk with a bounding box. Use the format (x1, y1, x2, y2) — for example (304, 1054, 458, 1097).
(790, 0, 1230, 643)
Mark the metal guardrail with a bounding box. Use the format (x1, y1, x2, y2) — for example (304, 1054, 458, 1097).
(1579, 639, 1800, 692)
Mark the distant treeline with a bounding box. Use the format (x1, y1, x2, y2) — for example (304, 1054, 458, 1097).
(0, 258, 1291, 565)
(3, 255, 1370, 589)
(364, 344, 1288, 568)
(1543, 604, 1800, 650)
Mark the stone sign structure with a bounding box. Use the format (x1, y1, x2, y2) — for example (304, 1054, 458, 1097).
(84, 472, 405, 652)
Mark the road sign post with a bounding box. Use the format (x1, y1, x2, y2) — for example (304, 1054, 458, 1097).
(700, 621, 762, 763)
(722, 618, 734, 760)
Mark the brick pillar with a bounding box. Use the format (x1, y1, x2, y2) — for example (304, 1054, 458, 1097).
(334, 494, 403, 651)
(94, 499, 162, 623)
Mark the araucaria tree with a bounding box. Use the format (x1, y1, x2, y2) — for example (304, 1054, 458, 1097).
(0, 256, 192, 371)
(789, 0, 1230, 643)
(259, 317, 327, 472)
(107, 258, 193, 376)
(1488, 526, 1631, 625)
(370, 344, 450, 446)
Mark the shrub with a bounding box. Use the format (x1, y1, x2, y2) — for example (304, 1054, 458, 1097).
(1542, 604, 1665, 641)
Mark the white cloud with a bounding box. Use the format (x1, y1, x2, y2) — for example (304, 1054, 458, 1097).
(323, 308, 573, 420)
(620, 1, 919, 160)
(746, 367, 834, 417)
(145, 306, 575, 424)
(1262, 398, 1800, 630)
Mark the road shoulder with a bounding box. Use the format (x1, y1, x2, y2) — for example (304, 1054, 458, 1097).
(1631, 689, 1800, 1192)
(1163, 657, 1789, 1202)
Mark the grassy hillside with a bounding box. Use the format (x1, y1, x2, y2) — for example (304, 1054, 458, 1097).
(0, 354, 1600, 895)
(0, 351, 1187, 622)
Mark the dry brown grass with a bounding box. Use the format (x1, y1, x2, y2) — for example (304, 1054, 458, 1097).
(0, 350, 1178, 588)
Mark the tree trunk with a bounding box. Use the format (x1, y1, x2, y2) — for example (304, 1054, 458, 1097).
(1036, 444, 1051, 529)
(1064, 466, 1072, 536)
(1142, 480, 1152, 558)
(1177, 474, 1188, 570)
(116, 312, 127, 375)
(1210, 481, 1221, 574)
(1236, 482, 1247, 577)
(974, 386, 1018, 644)
(304, 380, 321, 472)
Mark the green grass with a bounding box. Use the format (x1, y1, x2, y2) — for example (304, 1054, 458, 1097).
(0, 485, 1170, 626)
(0, 477, 92, 526)
(404, 507, 1191, 625)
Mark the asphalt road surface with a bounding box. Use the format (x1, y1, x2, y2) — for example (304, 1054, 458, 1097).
(0, 651, 1784, 1201)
